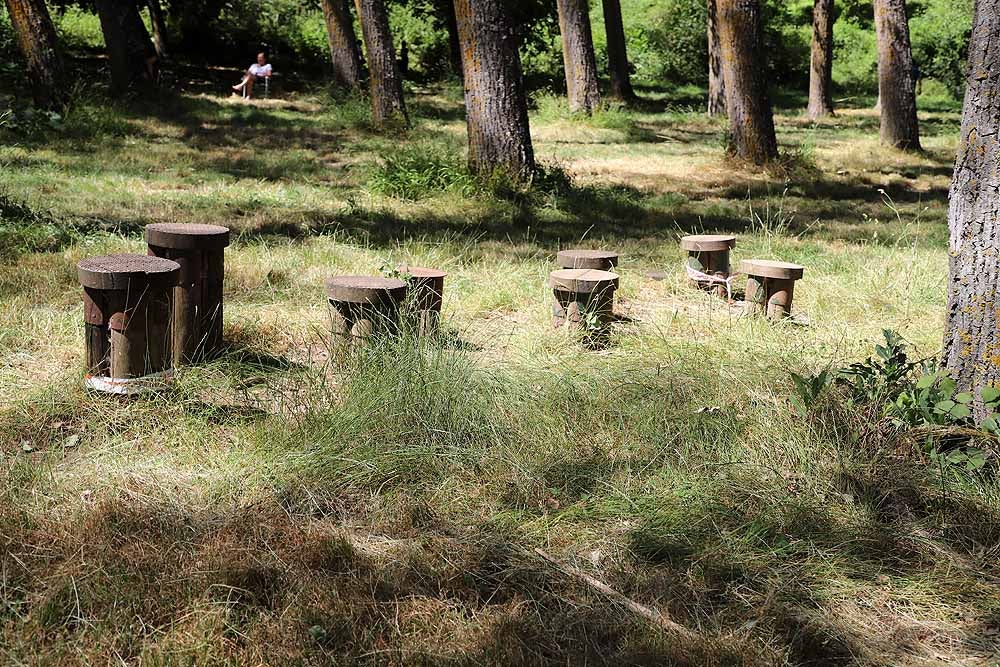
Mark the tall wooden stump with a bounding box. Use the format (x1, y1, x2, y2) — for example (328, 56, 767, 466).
(557, 248, 619, 271)
(326, 276, 407, 350)
(681, 234, 736, 298)
(145, 223, 230, 364)
(740, 259, 804, 320)
(78, 254, 180, 394)
(550, 268, 619, 328)
(398, 265, 447, 335)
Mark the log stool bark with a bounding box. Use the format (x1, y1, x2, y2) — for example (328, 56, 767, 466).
(549, 268, 619, 328)
(740, 259, 805, 320)
(77, 254, 180, 394)
(681, 234, 736, 298)
(398, 265, 447, 335)
(145, 223, 230, 364)
(326, 276, 408, 348)
(557, 249, 619, 270)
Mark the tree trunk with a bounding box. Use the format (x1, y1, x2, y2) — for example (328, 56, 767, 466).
(95, 0, 159, 96)
(556, 0, 601, 114)
(443, 0, 463, 76)
(601, 0, 634, 101)
(874, 0, 920, 149)
(4, 0, 65, 109)
(453, 0, 536, 182)
(942, 2, 1000, 414)
(322, 0, 363, 90)
(146, 0, 168, 59)
(355, 0, 409, 127)
(707, 0, 726, 116)
(807, 0, 834, 118)
(717, 0, 778, 163)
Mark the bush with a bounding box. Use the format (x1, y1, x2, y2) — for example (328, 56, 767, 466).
(832, 19, 878, 94)
(910, 0, 974, 99)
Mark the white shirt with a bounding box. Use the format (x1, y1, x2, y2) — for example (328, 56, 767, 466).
(250, 63, 272, 77)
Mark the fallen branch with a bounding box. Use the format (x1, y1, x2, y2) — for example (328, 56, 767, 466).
(533, 548, 700, 641)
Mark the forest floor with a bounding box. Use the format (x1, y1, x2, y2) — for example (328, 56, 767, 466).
(1, 79, 998, 666)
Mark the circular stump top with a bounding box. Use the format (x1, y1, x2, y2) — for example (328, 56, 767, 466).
(326, 276, 408, 305)
(739, 259, 804, 280)
(557, 249, 619, 270)
(397, 265, 448, 280)
(549, 269, 620, 294)
(146, 223, 231, 250)
(680, 234, 737, 252)
(78, 254, 181, 291)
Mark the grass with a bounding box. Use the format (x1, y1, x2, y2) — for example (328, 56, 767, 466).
(2, 74, 998, 666)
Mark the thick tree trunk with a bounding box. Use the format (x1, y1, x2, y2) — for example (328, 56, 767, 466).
(355, 0, 409, 127)
(322, 0, 363, 90)
(717, 0, 778, 163)
(95, 0, 159, 96)
(453, 0, 536, 182)
(4, 0, 65, 109)
(874, 0, 920, 149)
(942, 2, 1000, 414)
(146, 0, 168, 59)
(807, 0, 834, 118)
(601, 0, 634, 101)
(707, 0, 726, 116)
(556, 0, 601, 114)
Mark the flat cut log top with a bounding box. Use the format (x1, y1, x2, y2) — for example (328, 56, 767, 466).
(326, 276, 408, 304)
(78, 254, 181, 290)
(557, 249, 619, 269)
(146, 223, 231, 250)
(739, 259, 804, 280)
(397, 265, 448, 280)
(549, 269, 620, 294)
(680, 235, 737, 252)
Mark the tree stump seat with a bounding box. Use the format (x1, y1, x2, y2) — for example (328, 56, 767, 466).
(681, 234, 736, 298)
(145, 223, 230, 364)
(556, 249, 619, 271)
(549, 268, 619, 328)
(326, 276, 408, 346)
(78, 254, 180, 394)
(398, 265, 447, 334)
(740, 259, 805, 320)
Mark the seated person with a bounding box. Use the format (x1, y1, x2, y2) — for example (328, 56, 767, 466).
(232, 53, 272, 97)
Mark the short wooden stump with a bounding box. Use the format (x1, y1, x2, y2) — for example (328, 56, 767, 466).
(549, 268, 619, 328)
(326, 276, 408, 347)
(681, 234, 736, 298)
(78, 254, 180, 394)
(740, 259, 805, 320)
(557, 249, 619, 271)
(145, 223, 230, 364)
(398, 265, 447, 335)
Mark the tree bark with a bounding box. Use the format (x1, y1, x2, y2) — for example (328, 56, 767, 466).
(146, 0, 168, 59)
(95, 0, 159, 96)
(874, 0, 920, 149)
(453, 0, 536, 182)
(556, 0, 601, 114)
(707, 0, 726, 116)
(601, 0, 634, 101)
(717, 0, 778, 163)
(322, 0, 363, 90)
(4, 0, 66, 109)
(942, 1, 1000, 414)
(807, 0, 834, 118)
(355, 0, 409, 127)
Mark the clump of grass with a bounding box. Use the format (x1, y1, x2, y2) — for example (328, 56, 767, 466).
(367, 143, 478, 200)
(0, 191, 77, 258)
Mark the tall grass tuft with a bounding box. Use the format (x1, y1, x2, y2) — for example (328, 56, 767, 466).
(367, 144, 478, 201)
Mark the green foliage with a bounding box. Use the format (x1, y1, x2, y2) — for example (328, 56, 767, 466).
(641, 0, 709, 86)
(910, 0, 974, 99)
(368, 143, 477, 201)
(52, 6, 106, 51)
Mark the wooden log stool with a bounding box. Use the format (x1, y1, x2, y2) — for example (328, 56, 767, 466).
(740, 259, 805, 320)
(77, 254, 180, 394)
(398, 265, 447, 335)
(557, 248, 619, 271)
(326, 276, 408, 348)
(681, 234, 736, 298)
(145, 223, 230, 364)
(549, 268, 620, 328)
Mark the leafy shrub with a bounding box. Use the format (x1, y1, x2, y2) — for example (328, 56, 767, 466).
(52, 6, 105, 51)
(910, 0, 974, 99)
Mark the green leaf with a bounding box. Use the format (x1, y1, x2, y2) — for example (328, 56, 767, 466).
(935, 400, 956, 413)
(982, 387, 1000, 404)
(950, 404, 972, 420)
(956, 392, 974, 404)
(916, 374, 936, 389)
